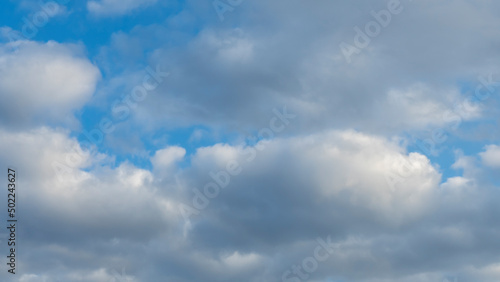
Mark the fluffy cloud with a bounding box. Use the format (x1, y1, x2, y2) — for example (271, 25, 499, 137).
(152, 146, 186, 169)
(90, 0, 500, 139)
(146, 131, 500, 281)
(0, 127, 177, 281)
(1, 127, 500, 281)
(0, 40, 100, 128)
(2, 0, 500, 281)
(0, 127, 177, 238)
(480, 145, 500, 168)
(176, 131, 441, 254)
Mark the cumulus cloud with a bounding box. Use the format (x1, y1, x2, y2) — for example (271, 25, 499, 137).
(86, 0, 500, 139)
(143, 131, 500, 281)
(0, 128, 177, 239)
(0, 127, 178, 281)
(2, 0, 500, 281)
(152, 145, 186, 178)
(0, 40, 100, 128)
(178, 131, 441, 250)
(1, 126, 500, 281)
(480, 144, 500, 168)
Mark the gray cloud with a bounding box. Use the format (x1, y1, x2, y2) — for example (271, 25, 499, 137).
(2, 1, 500, 281)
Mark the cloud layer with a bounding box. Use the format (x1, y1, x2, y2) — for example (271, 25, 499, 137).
(0, 0, 500, 281)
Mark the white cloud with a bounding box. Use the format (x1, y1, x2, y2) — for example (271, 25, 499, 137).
(2, 128, 500, 281)
(183, 130, 441, 227)
(152, 145, 186, 176)
(480, 144, 500, 168)
(3, 1, 500, 281)
(0, 127, 177, 244)
(0, 40, 100, 127)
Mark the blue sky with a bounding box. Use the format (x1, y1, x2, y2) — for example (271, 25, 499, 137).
(1, 0, 500, 281)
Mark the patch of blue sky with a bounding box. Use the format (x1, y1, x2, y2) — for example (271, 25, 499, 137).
(0, 2, 20, 30)
(2, 1, 188, 54)
(407, 119, 498, 183)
